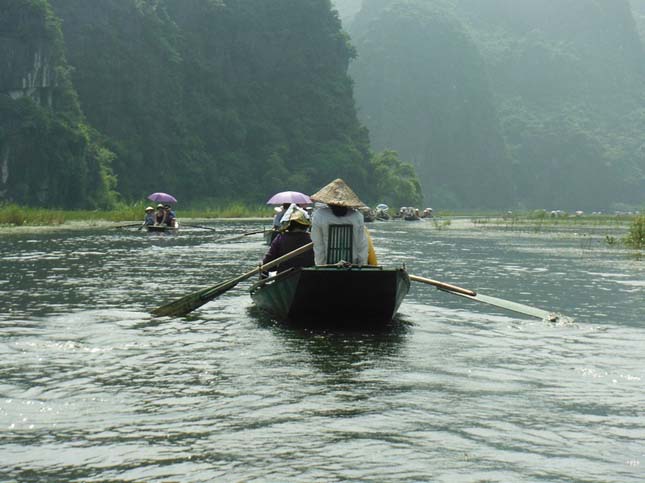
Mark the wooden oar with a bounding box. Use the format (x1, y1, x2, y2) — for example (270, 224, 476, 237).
(113, 223, 144, 229)
(180, 223, 218, 231)
(409, 274, 560, 321)
(151, 242, 313, 317)
(217, 229, 266, 242)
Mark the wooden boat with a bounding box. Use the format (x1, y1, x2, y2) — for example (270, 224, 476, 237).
(249, 265, 410, 328)
(359, 207, 376, 223)
(146, 224, 179, 233)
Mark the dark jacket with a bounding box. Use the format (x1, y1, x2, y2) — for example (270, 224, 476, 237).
(262, 231, 314, 273)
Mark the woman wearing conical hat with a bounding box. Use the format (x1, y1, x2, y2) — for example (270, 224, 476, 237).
(310, 178, 370, 266)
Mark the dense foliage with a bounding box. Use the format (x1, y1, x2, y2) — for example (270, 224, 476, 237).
(370, 150, 423, 208)
(347, 0, 645, 210)
(0, 0, 423, 208)
(47, 0, 406, 205)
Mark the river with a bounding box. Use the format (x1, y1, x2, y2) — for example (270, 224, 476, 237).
(1, 219, 643, 482)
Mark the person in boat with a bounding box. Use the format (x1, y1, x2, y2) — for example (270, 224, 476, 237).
(154, 204, 167, 225)
(164, 205, 177, 228)
(143, 206, 155, 226)
(270, 202, 291, 243)
(309, 178, 371, 266)
(164, 203, 176, 219)
(262, 205, 314, 276)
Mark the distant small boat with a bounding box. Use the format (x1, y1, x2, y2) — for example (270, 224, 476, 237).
(250, 265, 410, 328)
(359, 206, 376, 223)
(375, 209, 391, 221)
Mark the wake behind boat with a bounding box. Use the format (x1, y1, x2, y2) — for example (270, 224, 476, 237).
(249, 265, 410, 328)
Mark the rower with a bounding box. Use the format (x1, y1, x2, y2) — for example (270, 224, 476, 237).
(309, 178, 373, 266)
(262, 205, 314, 276)
(143, 206, 155, 226)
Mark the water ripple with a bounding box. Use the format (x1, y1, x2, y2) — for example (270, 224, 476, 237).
(0, 222, 643, 482)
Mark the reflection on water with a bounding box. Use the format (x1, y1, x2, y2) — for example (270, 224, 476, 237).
(251, 305, 410, 378)
(0, 220, 643, 482)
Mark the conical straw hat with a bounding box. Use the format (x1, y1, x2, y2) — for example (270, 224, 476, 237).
(310, 178, 364, 208)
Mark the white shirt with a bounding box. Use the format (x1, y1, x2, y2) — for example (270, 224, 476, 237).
(310, 206, 368, 265)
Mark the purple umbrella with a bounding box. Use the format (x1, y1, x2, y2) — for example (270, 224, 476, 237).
(147, 192, 177, 204)
(266, 191, 311, 205)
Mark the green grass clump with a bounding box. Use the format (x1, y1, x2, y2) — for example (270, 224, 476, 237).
(623, 214, 645, 249)
(0, 204, 66, 226)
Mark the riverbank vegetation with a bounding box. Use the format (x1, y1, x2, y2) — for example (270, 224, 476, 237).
(472, 210, 644, 251)
(473, 210, 639, 228)
(624, 214, 645, 249)
(0, 202, 271, 227)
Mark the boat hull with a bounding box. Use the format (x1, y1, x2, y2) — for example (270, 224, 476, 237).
(146, 225, 178, 233)
(250, 266, 410, 328)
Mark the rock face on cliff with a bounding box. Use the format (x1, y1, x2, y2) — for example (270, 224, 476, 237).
(0, 2, 58, 102)
(350, 0, 512, 208)
(0, 0, 115, 208)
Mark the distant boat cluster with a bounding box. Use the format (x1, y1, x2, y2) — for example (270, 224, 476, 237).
(359, 205, 433, 222)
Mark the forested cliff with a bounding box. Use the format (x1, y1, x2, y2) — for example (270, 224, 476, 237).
(343, 0, 645, 210)
(3, 0, 644, 210)
(1, 0, 422, 208)
(350, 0, 512, 208)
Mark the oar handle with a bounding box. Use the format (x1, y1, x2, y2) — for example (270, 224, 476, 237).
(217, 229, 267, 242)
(114, 223, 144, 229)
(409, 274, 477, 297)
(199, 242, 314, 299)
(183, 224, 217, 231)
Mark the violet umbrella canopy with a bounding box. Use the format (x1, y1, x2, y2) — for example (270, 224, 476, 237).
(266, 191, 311, 205)
(147, 192, 177, 204)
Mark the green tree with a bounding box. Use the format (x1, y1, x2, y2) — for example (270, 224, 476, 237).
(371, 150, 423, 207)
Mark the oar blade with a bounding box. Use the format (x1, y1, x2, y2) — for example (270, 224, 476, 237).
(151, 242, 313, 318)
(442, 288, 559, 322)
(151, 286, 215, 317)
(152, 273, 252, 317)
